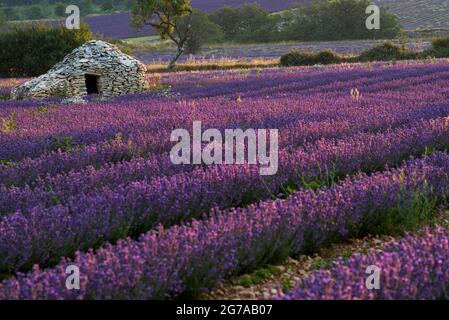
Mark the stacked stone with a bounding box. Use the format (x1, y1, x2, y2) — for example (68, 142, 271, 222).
(11, 40, 147, 100)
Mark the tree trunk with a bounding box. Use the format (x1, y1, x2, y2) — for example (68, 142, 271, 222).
(168, 46, 184, 69)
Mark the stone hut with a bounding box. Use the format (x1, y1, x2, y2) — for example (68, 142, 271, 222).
(11, 40, 147, 100)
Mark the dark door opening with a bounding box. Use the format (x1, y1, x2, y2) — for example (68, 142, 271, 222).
(85, 74, 99, 94)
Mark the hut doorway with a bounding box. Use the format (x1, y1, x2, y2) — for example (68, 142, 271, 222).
(85, 74, 100, 94)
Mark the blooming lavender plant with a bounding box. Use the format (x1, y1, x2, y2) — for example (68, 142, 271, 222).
(0, 152, 448, 299)
(280, 228, 449, 300)
(1, 63, 449, 162)
(0, 115, 448, 274)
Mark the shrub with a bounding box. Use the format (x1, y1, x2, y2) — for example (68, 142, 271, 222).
(315, 50, 341, 65)
(280, 51, 315, 66)
(420, 48, 449, 59)
(358, 41, 413, 61)
(280, 50, 341, 67)
(178, 10, 224, 55)
(0, 22, 94, 77)
(431, 36, 449, 51)
(209, 4, 277, 43)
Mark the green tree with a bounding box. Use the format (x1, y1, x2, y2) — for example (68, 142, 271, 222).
(102, 0, 114, 12)
(209, 4, 278, 43)
(209, 6, 240, 41)
(2, 6, 21, 21)
(0, 22, 94, 77)
(131, 0, 193, 68)
(26, 5, 44, 20)
(177, 10, 223, 54)
(0, 8, 5, 26)
(79, 0, 94, 17)
(235, 4, 275, 42)
(54, 3, 66, 17)
(283, 0, 400, 41)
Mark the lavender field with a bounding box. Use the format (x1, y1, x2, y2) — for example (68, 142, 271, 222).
(133, 39, 431, 64)
(19, 0, 305, 39)
(0, 59, 449, 300)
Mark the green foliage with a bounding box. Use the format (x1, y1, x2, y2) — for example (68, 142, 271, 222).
(311, 258, 334, 270)
(208, 6, 240, 41)
(78, 0, 94, 17)
(101, 0, 114, 13)
(281, 39, 449, 67)
(280, 51, 315, 67)
(355, 188, 439, 237)
(131, 0, 193, 67)
(25, 5, 44, 20)
(1, 7, 20, 21)
(54, 3, 66, 17)
(131, 0, 192, 37)
(280, 50, 342, 66)
(209, 4, 279, 43)
(49, 136, 79, 153)
(315, 50, 342, 65)
(177, 10, 223, 54)
(432, 36, 449, 51)
(239, 265, 280, 287)
(0, 1, 131, 21)
(0, 160, 11, 167)
(359, 41, 415, 61)
(281, 279, 293, 293)
(282, 0, 400, 42)
(423, 48, 449, 59)
(0, 22, 94, 77)
(0, 6, 6, 26)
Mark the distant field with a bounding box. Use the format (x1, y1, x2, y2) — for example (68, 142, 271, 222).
(190, 0, 305, 12)
(132, 39, 431, 64)
(5, 0, 305, 39)
(4, 1, 448, 39)
(85, 1, 449, 39)
(376, 0, 449, 30)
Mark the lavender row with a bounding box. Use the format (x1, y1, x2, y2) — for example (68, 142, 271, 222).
(1, 116, 449, 274)
(2, 64, 449, 161)
(1, 152, 448, 299)
(0, 138, 134, 188)
(172, 63, 449, 100)
(280, 228, 449, 300)
(3, 95, 449, 190)
(1, 93, 448, 190)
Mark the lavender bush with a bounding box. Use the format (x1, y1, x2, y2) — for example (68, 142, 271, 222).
(280, 227, 449, 300)
(0, 115, 449, 274)
(0, 152, 448, 299)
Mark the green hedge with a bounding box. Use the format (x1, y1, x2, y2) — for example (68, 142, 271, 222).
(280, 50, 342, 66)
(280, 41, 449, 67)
(358, 41, 417, 61)
(432, 36, 449, 51)
(0, 22, 94, 77)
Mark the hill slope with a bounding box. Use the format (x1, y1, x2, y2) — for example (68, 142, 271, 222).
(377, 0, 449, 29)
(6, 1, 449, 39)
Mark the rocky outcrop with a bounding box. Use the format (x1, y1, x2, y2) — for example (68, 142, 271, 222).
(11, 40, 147, 100)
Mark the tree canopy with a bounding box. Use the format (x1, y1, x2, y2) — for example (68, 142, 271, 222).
(132, 0, 193, 67)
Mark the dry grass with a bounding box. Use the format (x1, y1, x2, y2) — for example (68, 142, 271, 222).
(146, 57, 280, 73)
